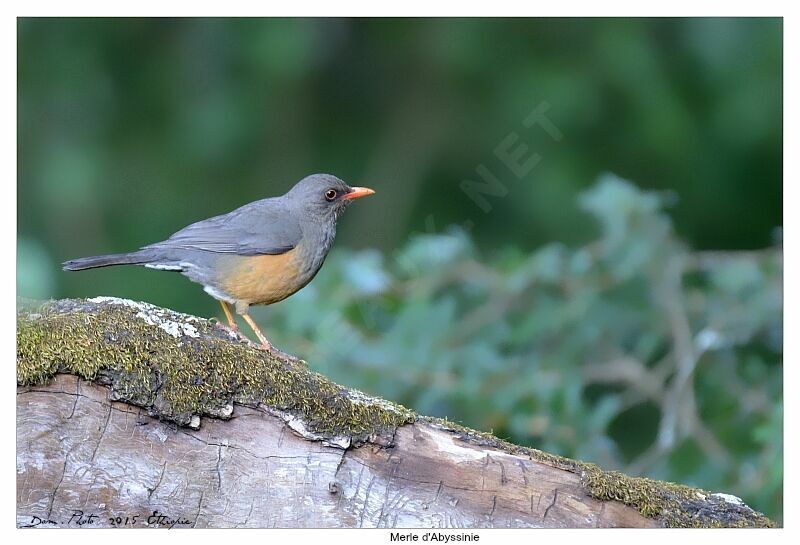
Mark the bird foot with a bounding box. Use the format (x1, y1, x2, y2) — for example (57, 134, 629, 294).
(214, 321, 245, 341)
(215, 315, 299, 362)
(230, 332, 272, 351)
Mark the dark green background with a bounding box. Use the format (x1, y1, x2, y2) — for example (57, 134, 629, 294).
(18, 18, 782, 523)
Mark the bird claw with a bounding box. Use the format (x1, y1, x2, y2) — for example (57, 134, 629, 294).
(214, 320, 276, 352)
(214, 321, 245, 341)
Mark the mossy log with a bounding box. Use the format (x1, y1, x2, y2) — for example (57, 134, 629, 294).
(16, 298, 774, 528)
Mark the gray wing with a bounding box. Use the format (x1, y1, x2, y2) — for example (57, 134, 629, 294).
(144, 198, 302, 256)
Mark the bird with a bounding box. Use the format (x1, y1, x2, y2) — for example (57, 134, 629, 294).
(63, 173, 375, 350)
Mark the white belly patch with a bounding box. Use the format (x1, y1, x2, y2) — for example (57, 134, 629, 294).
(203, 285, 236, 303)
(145, 263, 184, 271)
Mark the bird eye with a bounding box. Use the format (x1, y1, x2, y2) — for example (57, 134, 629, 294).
(325, 189, 337, 201)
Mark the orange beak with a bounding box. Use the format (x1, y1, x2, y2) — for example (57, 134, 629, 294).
(343, 186, 375, 200)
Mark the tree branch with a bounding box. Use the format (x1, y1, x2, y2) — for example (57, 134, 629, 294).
(16, 297, 774, 528)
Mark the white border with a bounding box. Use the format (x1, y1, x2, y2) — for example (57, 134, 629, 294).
(4, 5, 793, 545)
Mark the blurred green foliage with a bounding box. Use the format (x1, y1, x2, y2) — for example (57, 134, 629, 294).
(17, 19, 782, 521)
(263, 175, 782, 522)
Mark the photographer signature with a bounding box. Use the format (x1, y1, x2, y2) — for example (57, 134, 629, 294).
(20, 510, 192, 528)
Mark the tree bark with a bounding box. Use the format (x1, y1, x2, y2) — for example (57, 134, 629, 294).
(16, 298, 774, 529)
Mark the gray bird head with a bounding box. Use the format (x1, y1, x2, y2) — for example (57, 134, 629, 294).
(284, 173, 375, 224)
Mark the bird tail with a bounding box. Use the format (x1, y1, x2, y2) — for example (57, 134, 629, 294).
(62, 251, 152, 271)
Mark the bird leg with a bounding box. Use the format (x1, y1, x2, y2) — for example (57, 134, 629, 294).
(232, 301, 273, 350)
(241, 313, 273, 351)
(219, 301, 238, 330)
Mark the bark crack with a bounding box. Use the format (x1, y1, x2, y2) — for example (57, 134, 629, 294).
(192, 489, 206, 528)
(543, 488, 560, 520)
(176, 427, 338, 463)
(215, 445, 223, 491)
(67, 382, 80, 419)
(90, 403, 113, 463)
(148, 461, 167, 500)
(334, 448, 348, 478)
(377, 458, 401, 527)
(517, 459, 529, 486)
(240, 500, 255, 528)
(488, 495, 497, 525)
(359, 474, 377, 528)
(45, 457, 68, 520)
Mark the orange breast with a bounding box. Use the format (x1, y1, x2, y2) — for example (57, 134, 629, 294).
(220, 248, 306, 305)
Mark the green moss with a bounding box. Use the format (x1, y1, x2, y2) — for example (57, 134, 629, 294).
(424, 416, 775, 528)
(581, 466, 775, 528)
(17, 298, 415, 442)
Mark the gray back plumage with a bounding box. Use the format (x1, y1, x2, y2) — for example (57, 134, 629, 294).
(144, 197, 303, 256)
